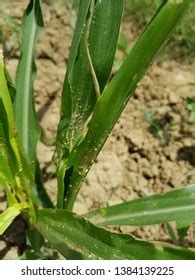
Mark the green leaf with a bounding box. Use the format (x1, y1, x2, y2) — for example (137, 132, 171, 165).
(27, 228, 44, 253)
(64, 0, 190, 210)
(0, 50, 37, 212)
(0, 203, 28, 235)
(56, 0, 124, 208)
(57, 0, 124, 155)
(0, 52, 22, 204)
(35, 209, 195, 260)
(0, 142, 16, 205)
(15, 0, 43, 168)
(54, 0, 91, 208)
(14, 0, 51, 208)
(4, 65, 16, 103)
(85, 185, 195, 226)
(0, 51, 15, 131)
(0, 97, 36, 212)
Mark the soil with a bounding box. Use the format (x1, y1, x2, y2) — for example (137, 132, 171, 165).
(0, 1, 195, 259)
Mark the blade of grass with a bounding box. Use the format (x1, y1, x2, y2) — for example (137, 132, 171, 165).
(35, 208, 195, 260)
(64, 0, 190, 210)
(85, 184, 195, 226)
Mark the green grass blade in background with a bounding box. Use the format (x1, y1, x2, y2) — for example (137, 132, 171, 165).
(56, 0, 124, 208)
(15, 0, 43, 168)
(64, 0, 190, 210)
(35, 209, 195, 260)
(85, 184, 195, 226)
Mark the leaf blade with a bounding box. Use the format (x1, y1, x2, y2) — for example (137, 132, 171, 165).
(15, 0, 43, 168)
(57, 0, 124, 154)
(0, 203, 28, 235)
(0, 48, 37, 211)
(56, 0, 124, 208)
(85, 184, 195, 226)
(35, 209, 195, 260)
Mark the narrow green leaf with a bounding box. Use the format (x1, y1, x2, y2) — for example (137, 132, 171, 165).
(0, 71, 15, 200)
(57, 0, 124, 155)
(54, 0, 90, 208)
(0, 98, 35, 211)
(55, 0, 91, 164)
(15, 0, 43, 167)
(35, 209, 195, 260)
(0, 203, 28, 235)
(14, 0, 51, 208)
(0, 49, 37, 212)
(65, 0, 190, 210)
(0, 50, 22, 203)
(85, 185, 195, 226)
(0, 49, 15, 131)
(56, 0, 124, 208)
(0, 143, 16, 205)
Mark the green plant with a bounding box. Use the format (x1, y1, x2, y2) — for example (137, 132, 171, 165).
(0, 0, 195, 260)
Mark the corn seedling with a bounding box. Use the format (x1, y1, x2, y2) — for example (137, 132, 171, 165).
(0, 0, 195, 260)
